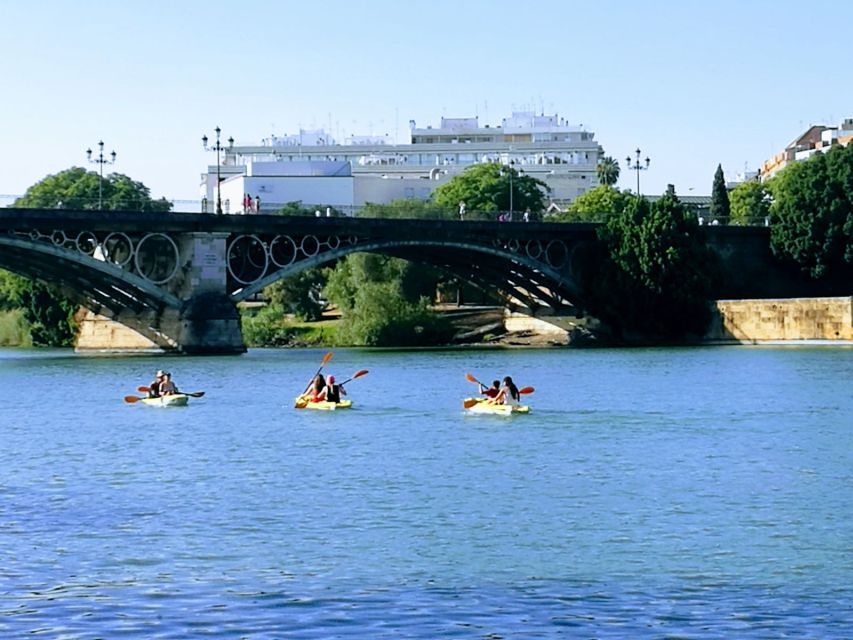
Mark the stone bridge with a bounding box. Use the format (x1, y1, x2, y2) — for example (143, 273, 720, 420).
(0, 209, 776, 353)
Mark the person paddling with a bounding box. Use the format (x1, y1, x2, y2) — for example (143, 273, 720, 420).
(321, 375, 347, 404)
(148, 370, 165, 398)
(306, 374, 326, 403)
(494, 376, 520, 406)
(479, 380, 500, 399)
(159, 372, 179, 396)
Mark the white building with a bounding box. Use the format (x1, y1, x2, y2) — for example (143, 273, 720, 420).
(200, 111, 604, 214)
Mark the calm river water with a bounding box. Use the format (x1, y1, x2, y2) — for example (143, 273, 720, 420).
(1, 346, 851, 638)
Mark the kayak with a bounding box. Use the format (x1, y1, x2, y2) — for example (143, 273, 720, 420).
(141, 394, 189, 407)
(463, 398, 530, 415)
(294, 397, 353, 411)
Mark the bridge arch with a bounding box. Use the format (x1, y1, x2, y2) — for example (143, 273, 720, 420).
(0, 236, 184, 347)
(229, 238, 583, 311)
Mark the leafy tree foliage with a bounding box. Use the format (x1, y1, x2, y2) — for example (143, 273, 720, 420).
(709, 164, 730, 223)
(582, 190, 719, 338)
(768, 143, 853, 280)
(358, 199, 453, 220)
(432, 163, 548, 215)
(276, 202, 344, 217)
(264, 268, 327, 321)
(729, 180, 770, 225)
(4, 167, 171, 345)
(596, 156, 621, 187)
(323, 253, 452, 346)
(554, 185, 632, 222)
(14, 167, 171, 211)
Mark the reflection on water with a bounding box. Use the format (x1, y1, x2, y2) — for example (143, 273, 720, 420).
(1, 346, 851, 637)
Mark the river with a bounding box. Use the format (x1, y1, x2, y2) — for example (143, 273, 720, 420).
(1, 346, 851, 638)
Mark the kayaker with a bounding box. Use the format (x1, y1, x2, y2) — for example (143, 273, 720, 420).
(322, 375, 347, 404)
(148, 370, 165, 398)
(479, 380, 500, 399)
(308, 374, 326, 403)
(495, 376, 520, 406)
(159, 372, 178, 396)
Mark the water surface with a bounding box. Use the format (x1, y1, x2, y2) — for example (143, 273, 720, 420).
(1, 346, 851, 637)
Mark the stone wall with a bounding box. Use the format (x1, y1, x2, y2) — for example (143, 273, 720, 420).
(705, 297, 853, 343)
(75, 310, 160, 352)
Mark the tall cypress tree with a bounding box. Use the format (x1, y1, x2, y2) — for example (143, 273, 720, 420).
(710, 164, 730, 223)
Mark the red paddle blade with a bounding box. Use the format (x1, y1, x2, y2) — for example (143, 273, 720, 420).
(519, 386, 535, 394)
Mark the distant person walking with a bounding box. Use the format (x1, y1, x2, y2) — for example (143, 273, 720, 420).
(254, 195, 261, 213)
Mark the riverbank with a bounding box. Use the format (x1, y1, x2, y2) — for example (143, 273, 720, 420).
(59, 295, 853, 352)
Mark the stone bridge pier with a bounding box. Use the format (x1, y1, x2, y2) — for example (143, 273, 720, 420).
(77, 232, 246, 354)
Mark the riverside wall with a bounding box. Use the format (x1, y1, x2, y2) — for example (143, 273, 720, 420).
(706, 296, 853, 343)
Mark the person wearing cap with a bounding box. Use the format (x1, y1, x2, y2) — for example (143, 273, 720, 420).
(320, 374, 346, 404)
(147, 370, 166, 398)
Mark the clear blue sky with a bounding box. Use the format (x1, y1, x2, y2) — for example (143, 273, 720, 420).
(2, 0, 852, 203)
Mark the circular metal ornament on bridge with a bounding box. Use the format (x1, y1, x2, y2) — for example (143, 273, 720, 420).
(269, 235, 298, 268)
(102, 232, 134, 267)
(134, 232, 180, 285)
(75, 231, 99, 256)
(545, 239, 569, 269)
(300, 234, 320, 258)
(507, 238, 520, 253)
(347, 235, 358, 246)
(227, 234, 269, 285)
(525, 239, 543, 259)
(51, 230, 67, 247)
(325, 235, 341, 250)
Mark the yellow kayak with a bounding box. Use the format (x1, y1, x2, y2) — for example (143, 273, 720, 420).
(463, 398, 530, 415)
(295, 396, 353, 411)
(141, 394, 189, 407)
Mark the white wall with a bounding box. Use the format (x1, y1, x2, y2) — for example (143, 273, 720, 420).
(217, 176, 354, 213)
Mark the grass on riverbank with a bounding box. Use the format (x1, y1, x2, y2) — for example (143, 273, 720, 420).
(240, 305, 338, 347)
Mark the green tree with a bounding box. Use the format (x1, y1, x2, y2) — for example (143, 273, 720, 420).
(264, 267, 327, 321)
(554, 185, 632, 222)
(768, 143, 853, 280)
(358, 199, 453, 220)
(596, 156, 621, 187)
(582, 189, 719, 338)
(729, 180, 770, 225)
(432, 163, 548, 216)
(323, 253, 452, 346)
(5, 167, 172, 345)
(709, 164, 730, 224)
(14, 167, 171, 211)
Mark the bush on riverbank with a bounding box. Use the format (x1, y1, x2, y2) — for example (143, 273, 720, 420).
(0, 310, 32, 347)
(240, 305, 337, 347)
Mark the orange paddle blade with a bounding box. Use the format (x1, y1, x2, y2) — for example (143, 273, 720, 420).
(137, 386, 150, 393)
(519, 386, 535, 394)
(352, 369, 369, 379)
(321, 352, 334, 366)
(465, 373, 483, 385)
(463, 398, 481, 409)
(124, 395, 142, 403)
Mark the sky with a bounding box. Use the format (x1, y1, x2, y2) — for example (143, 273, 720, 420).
(2, 0, 852, 205)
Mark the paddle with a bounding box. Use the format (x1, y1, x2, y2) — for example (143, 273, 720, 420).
(339, 369, 368, 386)
(138, 386, 204, 398)
(465, 372, 486, 387)
(124, 395, 143, 403)
(463, 385, 535, 409)
(296, 352, 335, 408)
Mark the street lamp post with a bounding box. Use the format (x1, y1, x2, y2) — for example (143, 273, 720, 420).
(625, 148, 650, 196)
(500, 161, 521, 219)
(202, 127, 234, 214)
(85, 141, 116, 210)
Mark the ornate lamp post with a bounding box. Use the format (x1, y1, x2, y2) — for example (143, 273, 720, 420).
(625, 148, 650, 196)
(202, 127, 234, 214)
(500, 161, 523, 219)
(86, 141, 116, 210)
